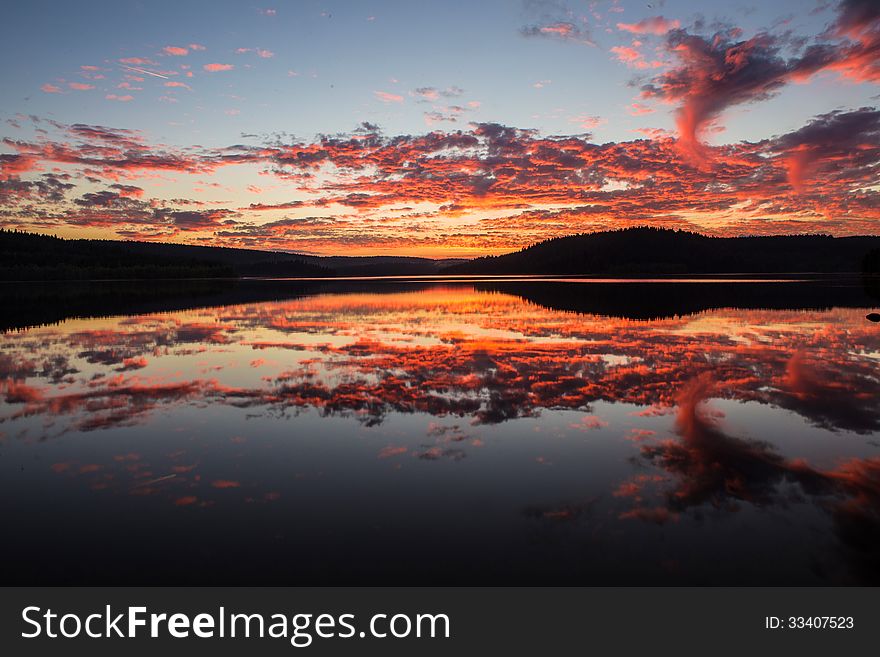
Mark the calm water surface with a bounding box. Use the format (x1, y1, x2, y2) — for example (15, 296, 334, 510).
(1, 278, 878, 584)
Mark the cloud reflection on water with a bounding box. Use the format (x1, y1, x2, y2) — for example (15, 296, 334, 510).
(1, 283, 878, 583)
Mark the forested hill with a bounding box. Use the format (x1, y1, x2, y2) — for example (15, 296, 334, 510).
(0, 230, 332, 280)
(5, 228, 879, 281)
(443, 228, 880, 275)
(0, 230, 464, 280)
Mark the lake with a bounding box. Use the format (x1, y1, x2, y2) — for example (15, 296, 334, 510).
(1, 277, 878, 584)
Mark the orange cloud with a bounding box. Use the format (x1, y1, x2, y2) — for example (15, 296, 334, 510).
(4, 104, 879, 251)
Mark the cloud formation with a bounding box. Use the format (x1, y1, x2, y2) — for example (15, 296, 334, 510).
(617, 16, 680, 35)
(374, 91, 404, 103)
(521, 21, 594, 45)
(2, 104, 879, 251)
(641, 0, 880, 159)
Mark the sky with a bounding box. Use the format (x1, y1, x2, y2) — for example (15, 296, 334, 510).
(1, 0, 878, 257)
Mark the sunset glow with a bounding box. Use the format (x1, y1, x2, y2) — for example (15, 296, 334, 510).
(1, 0, 878, 256)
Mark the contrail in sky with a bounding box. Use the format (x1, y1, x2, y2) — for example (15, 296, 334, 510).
(121, 65, 169, 79)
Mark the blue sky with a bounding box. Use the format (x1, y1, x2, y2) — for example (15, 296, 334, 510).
(4, 0, 867, 144)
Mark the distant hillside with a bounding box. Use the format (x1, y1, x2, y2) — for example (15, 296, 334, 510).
(0, 230, 465, 280)
(298, 254, 466, 277)
(0, 230, 331, 280)
(6, 228, 878, 281)
(443, 228, 880, 275)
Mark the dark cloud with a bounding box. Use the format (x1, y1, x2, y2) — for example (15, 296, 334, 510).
(767, 107, 880, 190)
(164, 209, 238, 231)
(520, 22, 593, 45)
(0, 173, 74, 203)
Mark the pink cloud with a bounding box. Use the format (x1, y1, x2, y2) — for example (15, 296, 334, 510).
(570, 415, 609, 430)
(521, 21, 594, 45)
(105, 94, 134, 102)
(540, 23, 575, 37)
(374, 90, 403, 103)
(632, 126, 672, 139)
(568, 114, 606, 130)
(424, 111, 453, 126)
(203, 63, 234, 72)
(189, 43, 206, 51)
(617, 16, 681, 35)
(68, 82, 94, 91)
(119, 57, 156, 66)
(164, 81, 191, 89)
(413, 87, 439, 101)
(611, 44, 665, 69)
(110, 183, 144, 198)
(639, 2, 880, 161)
(378, 445, 408, 459)
(628, 102, 655, 116)
(611, 45, 642, 63)
(163, 46, 189, 56)
(41, 83, 62, 94)
(237, 47, 274, 58)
